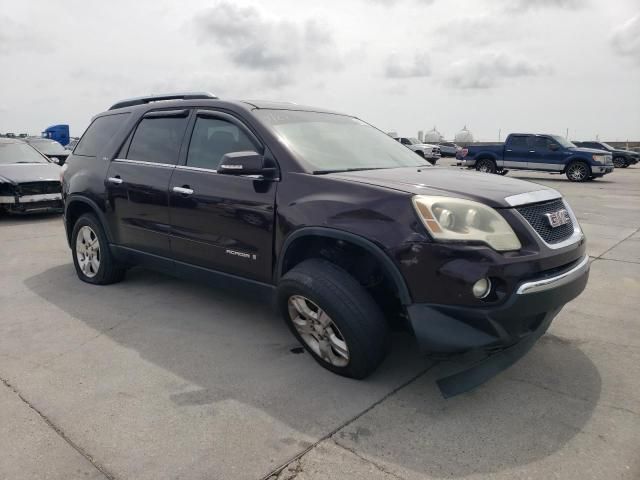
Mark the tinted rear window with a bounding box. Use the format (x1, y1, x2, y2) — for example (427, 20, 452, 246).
(126, 116, 188, 165)
(75, 113, 129, 157)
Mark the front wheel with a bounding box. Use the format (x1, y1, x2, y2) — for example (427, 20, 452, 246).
(71, 213, 125, 285)
(565, 161, 591, 182)
(476, 159, 497, 174)
(277, 259, 390, 379)
(613, 157, 627, 168)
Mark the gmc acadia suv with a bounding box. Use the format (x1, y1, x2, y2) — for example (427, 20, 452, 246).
(62, 93, 590, 397)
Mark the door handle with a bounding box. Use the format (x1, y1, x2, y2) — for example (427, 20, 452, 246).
(506, 149, 513, 152)
(529, 150, 536, 153)
(107, 176, 123, 184)
(172, 186, 194, 196)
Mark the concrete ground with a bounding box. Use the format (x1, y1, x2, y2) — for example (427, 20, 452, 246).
(1, 161, 638, 480)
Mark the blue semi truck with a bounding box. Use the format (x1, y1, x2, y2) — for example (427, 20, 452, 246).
(42, 124, 70, 146)
(456, 133, 614, 182)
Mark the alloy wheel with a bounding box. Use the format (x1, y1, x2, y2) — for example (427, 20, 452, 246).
(568, 163, 587, 181)
(287, 295, 350, 367)
(75, 226, 101, 278)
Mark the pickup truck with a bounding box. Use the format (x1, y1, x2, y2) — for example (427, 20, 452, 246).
(393, 137, 441, 164)
(456, 133, 614, 182)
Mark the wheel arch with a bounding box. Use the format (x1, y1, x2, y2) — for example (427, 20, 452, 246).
(276, 227, 412, 305)
(64, 196, 113, 246)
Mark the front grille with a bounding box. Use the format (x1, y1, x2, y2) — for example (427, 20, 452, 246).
(17, 181, 62, 196)
(516, 199, 575, 244)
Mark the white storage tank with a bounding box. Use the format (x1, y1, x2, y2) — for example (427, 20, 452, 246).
(424, 126, 443, 144)
(454, 126, 474, 144)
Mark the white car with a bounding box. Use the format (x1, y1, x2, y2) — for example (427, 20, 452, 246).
(393, 137, 441, 164)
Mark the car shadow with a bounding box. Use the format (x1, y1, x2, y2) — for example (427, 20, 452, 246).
(24, 264, 601, 478)
(0, 211, 62, 225)
(334, 333, 602, 477)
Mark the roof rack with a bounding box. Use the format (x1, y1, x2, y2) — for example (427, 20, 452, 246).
(108, 92, 218, 110)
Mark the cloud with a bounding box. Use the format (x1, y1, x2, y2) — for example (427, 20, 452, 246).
(433, 15, 506, 47)
(384, 53, 431, 78)
(611, 15, 640, 66)
(504, 0, 587, 12)
(445, 53, 550, 89)
(192, 2, 342, 87)
(0, 16, 44, 55)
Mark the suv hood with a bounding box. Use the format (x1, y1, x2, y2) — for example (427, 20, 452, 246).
(328, 167, 560, 208)
(0, 163, 61, 184)
(570, 147, 609, 156)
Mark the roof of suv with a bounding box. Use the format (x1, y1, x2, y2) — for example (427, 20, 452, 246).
(105, 94, 344, 117)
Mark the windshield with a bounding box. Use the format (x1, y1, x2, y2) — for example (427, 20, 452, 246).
(28, 139, 67, 155)
(408, 137, 421, 145)
(254, 110, 428, 173)
(551, 135, 576, 148)
(0, 142, 50, 164)
(600, 142, 615, 151)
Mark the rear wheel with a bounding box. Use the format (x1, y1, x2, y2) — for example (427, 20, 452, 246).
(476, 158, 497, 174)
(566, 161, 591, 182)
(277, 259, 390, 379)
(71, 213, 125, 285)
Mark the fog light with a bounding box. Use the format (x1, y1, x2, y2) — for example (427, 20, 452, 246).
(472, 278, 492, 299)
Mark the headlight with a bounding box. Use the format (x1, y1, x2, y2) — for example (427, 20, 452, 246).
(412, 195, 522, 251)
(592, 154, 607, 164)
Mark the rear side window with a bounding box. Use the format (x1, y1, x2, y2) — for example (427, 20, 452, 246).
(186, 117, 258, 170)
(75, 113, 129, 157)
(127, 116, 189, 165)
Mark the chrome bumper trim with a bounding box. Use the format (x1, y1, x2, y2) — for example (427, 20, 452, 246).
(516, 255, 590, 295)
(0, 193, 62, 204)
(504, 189, 561, 207)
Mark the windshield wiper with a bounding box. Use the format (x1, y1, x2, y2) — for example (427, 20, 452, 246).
(313, 167, 393, 175)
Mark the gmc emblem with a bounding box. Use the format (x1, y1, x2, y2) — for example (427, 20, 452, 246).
(545, 209, 571, 228)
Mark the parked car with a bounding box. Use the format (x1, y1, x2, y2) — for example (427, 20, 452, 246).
(25, 137, 71, 165)
(62, 93, 589, 397)
(0, 138, 63, 214)
(457, 133, 614, 182)
(437, 141, 461, 157)
(65, 138, 79, 151)
(572, 141, 638, 168)
(392, 137, 441, 164)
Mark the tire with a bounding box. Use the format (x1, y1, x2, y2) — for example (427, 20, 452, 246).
(71, 213, 125, 285)
(277, 259, 390, 379)
(476, 158, 497, 174)
(613, 157, 626, 168)
(565, 161, 591, 182)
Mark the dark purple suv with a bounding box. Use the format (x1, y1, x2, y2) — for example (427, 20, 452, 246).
(61, 93, 589, 396)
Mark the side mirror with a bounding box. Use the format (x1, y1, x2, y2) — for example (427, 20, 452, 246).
(218, 151, 274, 177)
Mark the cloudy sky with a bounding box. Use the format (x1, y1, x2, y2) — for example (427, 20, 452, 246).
(0, 0, 638, 141)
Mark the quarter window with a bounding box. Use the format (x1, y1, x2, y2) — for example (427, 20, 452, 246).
(75, 113, 129, 157)
(186, 116, 257, 170)
(127, 116, 188, 165)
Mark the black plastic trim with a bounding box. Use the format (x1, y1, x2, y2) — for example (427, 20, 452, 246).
(277, 227, 412, 305)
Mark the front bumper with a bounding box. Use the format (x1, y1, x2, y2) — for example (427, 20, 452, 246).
(407, 255, 589, 354)
(0, 193, 63, 214)
(591, 165, 614, 176)
(407, 255, 589, 395)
